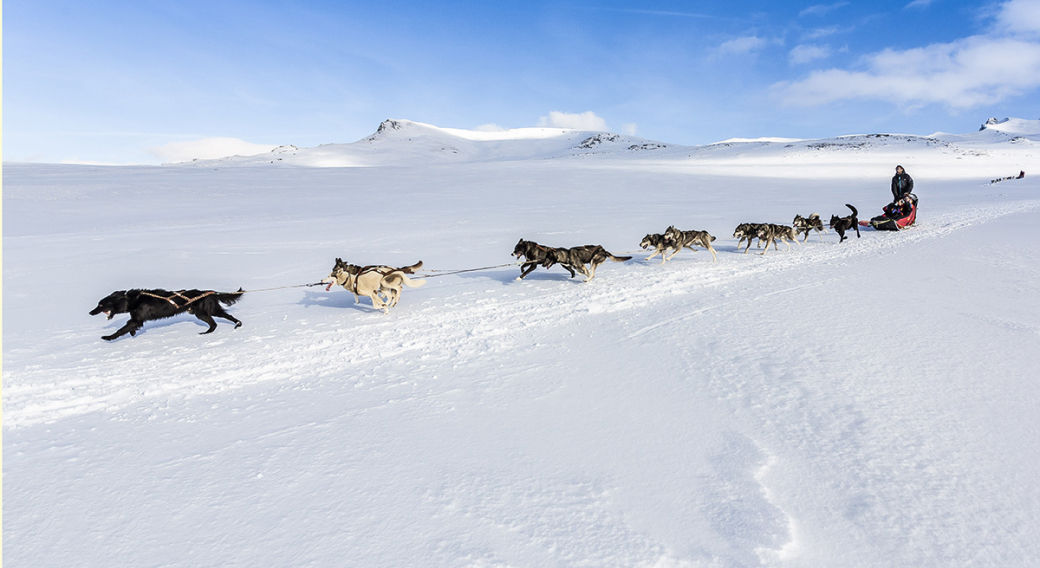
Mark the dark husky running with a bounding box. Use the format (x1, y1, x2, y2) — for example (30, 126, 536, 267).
(512, 239, 577, 280)
(829, 204, 860, 242)
(89, 288, 244, 341)
(544, 245, 632, 282)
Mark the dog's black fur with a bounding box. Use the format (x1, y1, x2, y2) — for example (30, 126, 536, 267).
(512, 239, 576, 279)
(89, 288, 244, 341)
(543, 245, 632, 281)
(829, 204, 860, 242)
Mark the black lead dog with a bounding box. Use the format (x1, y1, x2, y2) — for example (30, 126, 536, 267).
(829, 204, 860, 243)
(89, 288, 244, 341)
(512, 239, 577, 280)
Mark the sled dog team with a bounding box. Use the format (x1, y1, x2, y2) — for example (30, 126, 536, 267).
(90, 210, 863, 340)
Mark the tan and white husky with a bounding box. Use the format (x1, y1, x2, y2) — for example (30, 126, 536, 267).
(322, 258, 425, 313)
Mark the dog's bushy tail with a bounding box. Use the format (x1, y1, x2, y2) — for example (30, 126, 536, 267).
(846, 204, 858, 216)
(610, 254, 633, 262)
(217, 288, 245, 306)
(399, 260, 423, 274)
(386, 274, 427, 288)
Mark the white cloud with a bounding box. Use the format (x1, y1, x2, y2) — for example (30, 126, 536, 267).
(148, 138, 278, 163)
(718, 36, 768, 55)
(790, 44, 832, 64)
(802, 26, 842, 41)
(799, 2, 849, 17)
(537, 111, 609, 131)
(996, 0, 1040, 35)
(905, 0, 937, 9)
(774, 36, 1040, 108)
(622, 123, 639, 136)
(775, 1, 1040, 109)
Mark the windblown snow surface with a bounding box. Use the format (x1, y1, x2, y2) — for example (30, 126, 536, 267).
(4, 119, 1040, 567)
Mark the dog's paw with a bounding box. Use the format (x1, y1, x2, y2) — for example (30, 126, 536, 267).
(235, 322, 242, 329)
(102, 335, 116, 341)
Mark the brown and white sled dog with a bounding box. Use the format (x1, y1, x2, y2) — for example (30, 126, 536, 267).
(792, 213, 827, 241)
(755, 224, 800, 255)
(322, 258, 425, 313)
(543, 245, 632, 282)
(640, 233, 674, 263)
(663, 226, 718, 262)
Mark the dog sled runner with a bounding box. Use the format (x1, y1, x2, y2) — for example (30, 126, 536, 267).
(862, 194, 917, 231)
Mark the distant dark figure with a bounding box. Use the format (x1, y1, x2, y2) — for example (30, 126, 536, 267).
(1019, 170, 1026, 179)
(891, 165, 914, 201)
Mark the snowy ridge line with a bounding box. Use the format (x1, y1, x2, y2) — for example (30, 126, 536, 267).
(6, 198, 1040, 429)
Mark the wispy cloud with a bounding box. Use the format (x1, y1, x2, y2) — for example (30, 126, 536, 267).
(147, 138, 278, 163)
(802, 26, 843, 41)
(789, 44, 832, 65)
(537, 111, 609, 131)
(905, 0, 938, 9)
(611, 9, 715, 19)
(799, 2, 849, 18)
(718, 35, 769, 55)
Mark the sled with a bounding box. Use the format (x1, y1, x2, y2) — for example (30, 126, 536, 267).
(868, 194, 917, 231)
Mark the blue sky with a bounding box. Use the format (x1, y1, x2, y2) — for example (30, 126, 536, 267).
(5, 0, 1040, 164)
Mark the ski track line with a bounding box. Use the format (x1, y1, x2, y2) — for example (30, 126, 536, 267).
(6, 198, 1040, 429)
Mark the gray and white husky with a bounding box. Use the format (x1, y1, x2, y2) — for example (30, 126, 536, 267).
(663, 226, 718, 262)
(792, 213, 827, 241)
(755, 224, 800, 255)
(640, 233, 674, 263)
(733, 222, 765, 253)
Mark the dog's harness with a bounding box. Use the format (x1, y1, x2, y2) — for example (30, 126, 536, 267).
(139, 290, 217, 308)
(354, 266, 403, 295)
(333, 265, 405, 296)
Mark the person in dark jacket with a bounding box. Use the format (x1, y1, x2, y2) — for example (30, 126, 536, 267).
(891, 165, 914, 201)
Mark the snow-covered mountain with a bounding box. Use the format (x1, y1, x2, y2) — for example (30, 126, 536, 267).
(175, 117, 1040, 169)
(179, 119, 673, 167)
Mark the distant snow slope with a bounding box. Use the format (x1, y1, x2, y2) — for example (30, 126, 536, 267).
(174, 117, 1040, 171)
(4, 120, 1039, 568)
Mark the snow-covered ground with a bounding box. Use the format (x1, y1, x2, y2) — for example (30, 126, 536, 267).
(4, 120, 1040, 567)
